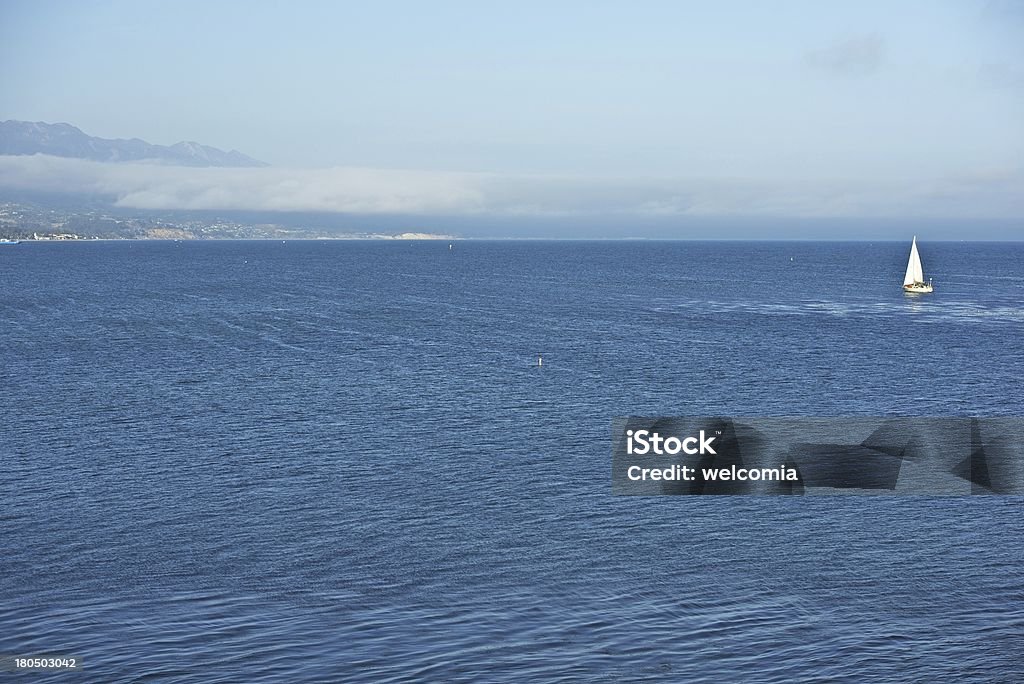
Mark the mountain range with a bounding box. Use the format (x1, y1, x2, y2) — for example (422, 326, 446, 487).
(0, 120, 267, 167)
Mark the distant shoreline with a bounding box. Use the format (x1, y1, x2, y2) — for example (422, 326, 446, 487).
(5, 236, 1023, 243)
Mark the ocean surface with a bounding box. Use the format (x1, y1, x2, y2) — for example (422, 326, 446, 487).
(1, 240, 1022, 682)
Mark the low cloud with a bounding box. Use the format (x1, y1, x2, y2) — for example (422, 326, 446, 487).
(804, 34, 885, 76)
(0, 154, 484, 214)
(0, 154, 1021, 219)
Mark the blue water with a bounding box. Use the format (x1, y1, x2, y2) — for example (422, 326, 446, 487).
(1, 240, 1022, 682)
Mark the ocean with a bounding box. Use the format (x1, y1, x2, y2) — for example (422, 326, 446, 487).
(1, 240, 1022, 682)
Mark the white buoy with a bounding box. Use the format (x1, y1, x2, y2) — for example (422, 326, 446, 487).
(449, 243, 453, 250)
(537, 354, 543, 367)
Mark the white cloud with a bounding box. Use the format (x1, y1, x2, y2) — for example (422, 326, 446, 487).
(0, 155, 484, 213)
(0, 154, 1021, 219)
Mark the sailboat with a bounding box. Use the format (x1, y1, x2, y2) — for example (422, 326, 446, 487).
(903, 236, 933, 293)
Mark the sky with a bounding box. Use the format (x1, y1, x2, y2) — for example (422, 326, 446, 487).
(1, 0, 1023, 232)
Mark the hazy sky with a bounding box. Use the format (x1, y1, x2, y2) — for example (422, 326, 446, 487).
(1, 0, 1023, 226)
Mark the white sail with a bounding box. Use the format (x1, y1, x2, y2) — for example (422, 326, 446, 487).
(903, 236, 924, 285)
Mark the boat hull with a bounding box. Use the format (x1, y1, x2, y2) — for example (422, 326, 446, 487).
(903, 282, 933, 294)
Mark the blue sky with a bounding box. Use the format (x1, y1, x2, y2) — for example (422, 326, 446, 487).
(1, 0, 1022, 226)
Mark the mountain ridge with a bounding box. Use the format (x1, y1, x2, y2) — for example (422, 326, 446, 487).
(0, 120, 267, 167)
